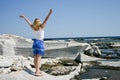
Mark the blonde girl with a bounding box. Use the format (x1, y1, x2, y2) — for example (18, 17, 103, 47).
(19, 9, 52, 76)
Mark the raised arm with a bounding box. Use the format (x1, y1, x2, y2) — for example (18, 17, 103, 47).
(19, 15, 33, 28)
(42, 9, 52, 28)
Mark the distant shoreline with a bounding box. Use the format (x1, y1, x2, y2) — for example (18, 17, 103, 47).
(44, 36, 120, 40)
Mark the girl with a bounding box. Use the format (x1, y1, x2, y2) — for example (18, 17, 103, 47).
(19, 9, 52, 76)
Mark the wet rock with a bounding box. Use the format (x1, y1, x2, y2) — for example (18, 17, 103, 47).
(60, 58, 79, 66)
(99, 77, 108, 80)
(41, 58, 80, 76)
(50, 66, 75, 75)
(85, 45, 101, 57)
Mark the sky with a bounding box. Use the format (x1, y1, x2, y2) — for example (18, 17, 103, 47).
(0, 0, 120, 38)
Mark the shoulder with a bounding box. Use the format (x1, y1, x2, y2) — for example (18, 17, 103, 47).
(30, 25, 35, 30)
(39, 24, 44, 29)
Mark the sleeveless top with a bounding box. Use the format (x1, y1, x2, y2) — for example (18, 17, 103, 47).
(34, 28, 44, 40)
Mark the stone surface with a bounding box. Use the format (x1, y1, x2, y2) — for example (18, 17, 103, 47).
(0, 34, 119, 80)
(0, 56, 81, 80)
(0, 34, 91, 58)
(0, 38, 15, 56)
(0, 56, 13, 68)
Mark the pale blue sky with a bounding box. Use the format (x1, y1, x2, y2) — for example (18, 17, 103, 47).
(0, 0, 120, 38)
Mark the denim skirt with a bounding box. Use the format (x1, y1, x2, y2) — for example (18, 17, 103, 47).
(32, 39, 44, 56)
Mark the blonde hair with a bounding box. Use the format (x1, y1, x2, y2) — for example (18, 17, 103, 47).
(33, 18, 41, 31)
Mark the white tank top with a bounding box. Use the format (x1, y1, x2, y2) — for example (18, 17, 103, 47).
(34, 29, 44, 40)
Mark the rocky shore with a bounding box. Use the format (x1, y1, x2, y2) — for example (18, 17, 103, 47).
(0, 34, 120, 80)
(0, 55, 82, 80)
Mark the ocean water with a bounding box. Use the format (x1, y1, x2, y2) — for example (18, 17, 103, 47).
(81, 68, 120, 80)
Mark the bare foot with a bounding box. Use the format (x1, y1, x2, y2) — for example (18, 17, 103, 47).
(35, 71, 42, 74)
(35, 72, 43, 77)
(35, 73, 43, 77)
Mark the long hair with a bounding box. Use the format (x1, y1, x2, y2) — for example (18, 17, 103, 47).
(33, 18, 41, 30)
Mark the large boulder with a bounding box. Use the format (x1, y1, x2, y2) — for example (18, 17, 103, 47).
(84, 45, 101, 57)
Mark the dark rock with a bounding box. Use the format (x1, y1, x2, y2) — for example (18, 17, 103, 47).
(100, 77, 108, 80)
(84, 45, 101, 57)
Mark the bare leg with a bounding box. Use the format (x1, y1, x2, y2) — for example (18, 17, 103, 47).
(34, 55, 37, 69)
(34, 54, 42, 76)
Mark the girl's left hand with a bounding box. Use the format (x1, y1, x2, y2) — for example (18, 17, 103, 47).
(19, 15, 25, 18)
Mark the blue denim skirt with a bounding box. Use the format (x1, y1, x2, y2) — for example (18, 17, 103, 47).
(32, 39, 44, 56)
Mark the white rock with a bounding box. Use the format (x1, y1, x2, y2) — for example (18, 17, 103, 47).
(2, 68, 11, 74)
(98, 60, 120, 67)
(0, 57, 13, 68)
